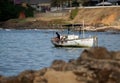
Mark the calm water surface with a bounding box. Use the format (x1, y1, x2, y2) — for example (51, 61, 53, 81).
(0, 29, 120, 76)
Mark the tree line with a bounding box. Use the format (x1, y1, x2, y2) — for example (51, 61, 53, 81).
(51, 0, 106, 7)
(0, 0, 34, 22)
(0, 0, 106, 22)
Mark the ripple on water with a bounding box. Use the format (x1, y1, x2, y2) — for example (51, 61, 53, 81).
(0, 30, 120, 76)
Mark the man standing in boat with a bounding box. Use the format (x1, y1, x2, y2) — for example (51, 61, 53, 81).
(56, 32, 60, 39)
(55, 32, 60, 43)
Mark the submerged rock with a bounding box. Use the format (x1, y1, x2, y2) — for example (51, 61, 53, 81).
(0, 47, 120, 83)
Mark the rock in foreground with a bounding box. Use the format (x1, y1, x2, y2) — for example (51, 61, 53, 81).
(0, 47, 120, 83)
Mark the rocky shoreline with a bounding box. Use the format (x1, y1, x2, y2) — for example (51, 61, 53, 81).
(0, 47, 120, 83)
(0, 20, 54, 30)
(1, 20, 120, 32)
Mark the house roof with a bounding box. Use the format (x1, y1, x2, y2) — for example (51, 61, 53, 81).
(96, 1, 112, 6)
(14, 0, 51, 4)
(14, 0, 22, 4)
(28, 0, 50, 4)
(108, 0, 119, 2)
(92, 0, 119, 1)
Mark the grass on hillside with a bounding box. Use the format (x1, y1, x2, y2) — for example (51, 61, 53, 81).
(70, 7, 79, 20)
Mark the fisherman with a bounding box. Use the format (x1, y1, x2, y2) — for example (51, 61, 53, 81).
(55, 32, 60, 43)
(56, 32, 60, 40)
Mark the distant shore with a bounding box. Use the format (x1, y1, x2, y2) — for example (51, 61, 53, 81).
(1, 7, 120, 32)
(1, 20, 120, 32)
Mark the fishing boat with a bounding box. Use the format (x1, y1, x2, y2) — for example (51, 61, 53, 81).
(51, 34, 98, 47)
(51, 21, 98, 47)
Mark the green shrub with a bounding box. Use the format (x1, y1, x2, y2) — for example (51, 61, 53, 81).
(70, 7, 79, 20)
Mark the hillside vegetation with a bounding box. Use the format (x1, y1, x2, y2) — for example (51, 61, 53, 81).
(1, 7, 120, 30)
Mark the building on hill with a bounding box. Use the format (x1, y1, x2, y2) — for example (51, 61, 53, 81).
(11, 0, 120, 11)
(37, 0, 51, 12)
(96, 1, 112, 6)
(91, 0, 120, 5)
(108, 0, 120, 5)
(12, 0, 51, 12)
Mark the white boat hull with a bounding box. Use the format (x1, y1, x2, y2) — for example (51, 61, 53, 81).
(51, 36, 97, 47)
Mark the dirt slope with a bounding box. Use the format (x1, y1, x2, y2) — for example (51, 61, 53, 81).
(73, 7, 120, 26)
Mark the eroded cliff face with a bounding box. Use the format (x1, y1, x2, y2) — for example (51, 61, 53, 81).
(0, 47, 120, 83)
(73, 7, 120, 26)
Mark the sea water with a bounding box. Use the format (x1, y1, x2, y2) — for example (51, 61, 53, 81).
(0, 29, 120, 76)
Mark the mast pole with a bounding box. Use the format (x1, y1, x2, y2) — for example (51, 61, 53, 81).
(82, 19, 85, 38)
(103, 0, 104, 6)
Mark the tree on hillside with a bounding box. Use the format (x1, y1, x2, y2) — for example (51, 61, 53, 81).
(77, 0, 90, 6)
(0, 0, 34, 21)
(51, 0, 62, 7)
(51, 0, 71, 7)
(72, 0, 79, 7)
(0, 0, 18, 21)
(99, 0, 107, 2)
